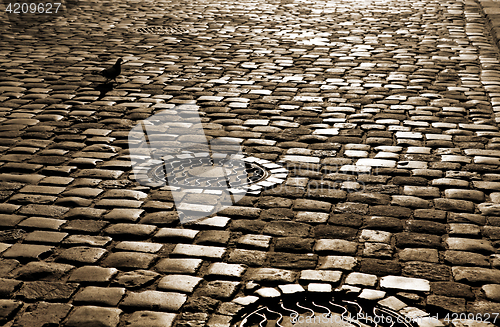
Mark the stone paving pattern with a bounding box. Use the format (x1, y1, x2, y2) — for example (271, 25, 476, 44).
(2, 0, 500, 325)
(479, 0, 500, 54)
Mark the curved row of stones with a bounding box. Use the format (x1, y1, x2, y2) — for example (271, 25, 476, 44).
(1, 0, 500, 325)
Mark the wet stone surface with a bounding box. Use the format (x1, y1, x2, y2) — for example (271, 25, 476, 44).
(2, 0, 500, 325)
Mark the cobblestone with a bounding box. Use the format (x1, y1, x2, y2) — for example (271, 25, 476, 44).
(65, 306, 121, 327)
(120, 291, 186, 311)
(68, 266, 118, 283)
(10, 302, 71, 327)
(125, 311, 177, 327)
(73, 286, 125, 306)
(2, 0, 500, 324)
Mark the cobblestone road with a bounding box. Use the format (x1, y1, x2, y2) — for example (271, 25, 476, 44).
(2, 0, 500, 325)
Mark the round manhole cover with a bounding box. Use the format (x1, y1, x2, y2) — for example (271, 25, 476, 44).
(147, 156, 269, 189)
(132, 153, 287, 195)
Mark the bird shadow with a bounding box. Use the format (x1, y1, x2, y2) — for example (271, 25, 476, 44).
(93, 82, 115, 100)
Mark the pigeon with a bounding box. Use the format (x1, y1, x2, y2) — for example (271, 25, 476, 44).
(99, 58, 122, 83)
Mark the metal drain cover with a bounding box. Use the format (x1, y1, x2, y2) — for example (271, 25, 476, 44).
(148, 157, 269, 189)
(136, 26, 190, 34)
(132, 153, 287, 194)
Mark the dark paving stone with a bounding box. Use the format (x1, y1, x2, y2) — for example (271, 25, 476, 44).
(359, 259, 401, 276)
(120, 291, 186, 311)
(263, 221, 312, 237)
(274, 237, 315, 252)
(10, 302, 71, 327)
(197, 280, 240, 300)
(16, 281, 79, 301)
(395, 233, 443, 249)
(0, 299, 22, 324)
(102, 252, 156, 270)
(268, 252, 317, 269)
(402, 261, 452, 281)
(431, 282, 474, 299)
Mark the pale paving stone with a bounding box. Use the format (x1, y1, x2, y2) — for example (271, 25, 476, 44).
(490, 193, 500, 203)
(171, 244, 225, 258)
(345, 272, 377, 286)
(459, 124, 498, 131)
(478, 203, 500, 216)
(396, 132, 422, 139)
(114, 241, 163, 253)
(358, 289, 386, 300)
(255, 287, 280, 298)
(300, 270, 342, 283)
(441, 155, 472, 164)
(397, 161, 428, 169)
(192, 216, 231, 228)
(207, 263, 246, 277)
(233, 295, 259, 306)
(380, 276, 430, 292)
(281, 155, 321, 163)
(313, 129, 339, 135)
(356, 158, 396, 167)
(339, 165, 371, 174)
(308, 283, 332, 292)
(427, 134, 452, 140)
(158, 275, 203, 293)
(237, 235, 272, 249)
(278, 284, 305, 294)
(481, 284, 500, 302)
(432, 122, 457, 129)
(344, 150, 369, 158)
(375, 152, 399, 159)
(359, 230, 392, 243)
(153, 228, 199, 240)
(378, 296, 408, 311)
(314, 239, 357, 254)
(403, 186, 440, 198)
(407, 147, 432, 154)
(475, 157, 500, 165)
